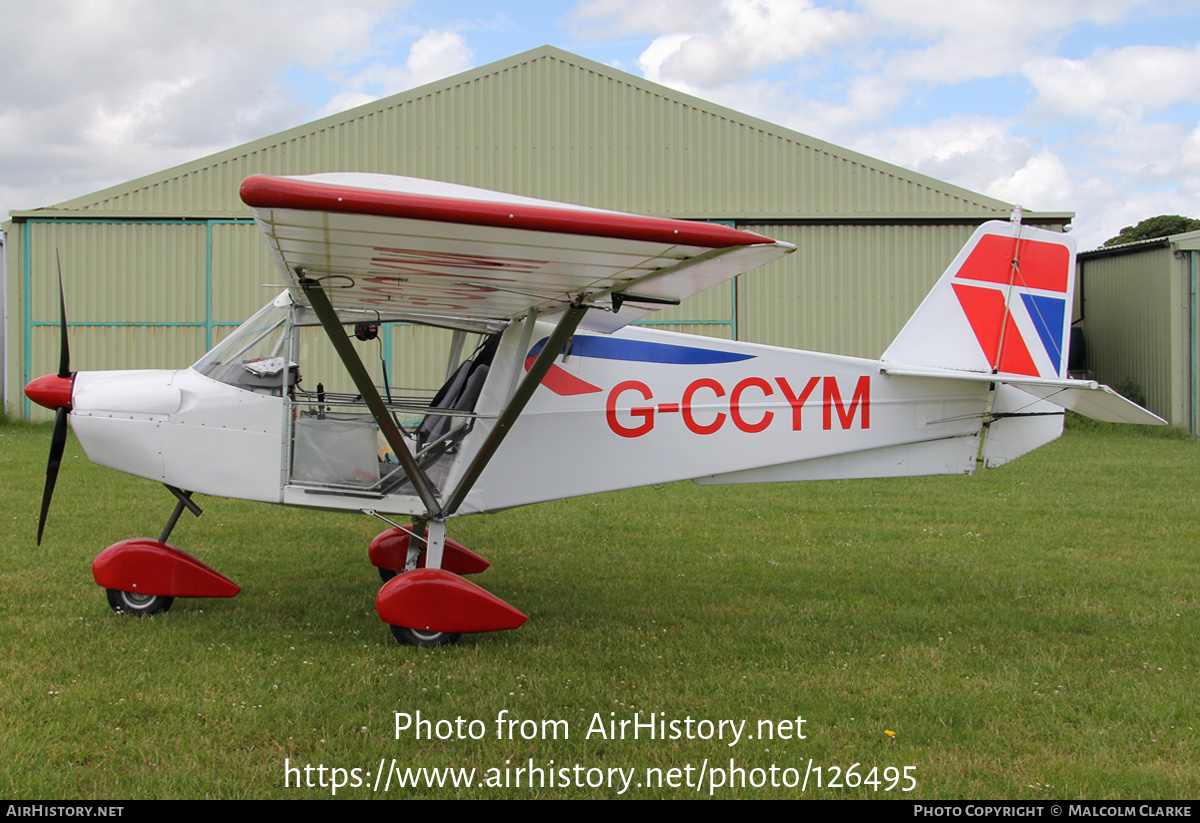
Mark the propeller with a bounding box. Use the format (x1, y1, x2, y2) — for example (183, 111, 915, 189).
(25, 256, 75, 545)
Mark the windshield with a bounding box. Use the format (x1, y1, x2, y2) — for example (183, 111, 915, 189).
(193, 292, 292, 390)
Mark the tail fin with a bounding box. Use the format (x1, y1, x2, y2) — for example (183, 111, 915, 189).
(882, 217, 1165, 428)
(883, 218, 1075, 379)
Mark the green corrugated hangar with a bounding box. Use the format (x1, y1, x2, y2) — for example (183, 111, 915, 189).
(1077, 232, 1200, 432)
(5, 45, 1071, 420)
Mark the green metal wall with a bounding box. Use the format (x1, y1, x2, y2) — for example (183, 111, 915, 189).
(1079, 243, 1192, 428)
(19, 219, 232, 421)
(734, 222, 978, 356)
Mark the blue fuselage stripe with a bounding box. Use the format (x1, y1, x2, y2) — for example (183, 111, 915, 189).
(527, 335, 755, 365)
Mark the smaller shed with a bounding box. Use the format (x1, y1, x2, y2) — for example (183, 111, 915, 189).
(1077, 231, 1200, 432)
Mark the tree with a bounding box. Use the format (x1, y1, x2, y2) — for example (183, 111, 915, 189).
(1103, 215, 1200, 247)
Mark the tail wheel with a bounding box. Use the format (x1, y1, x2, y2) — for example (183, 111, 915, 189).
(106, 588, 174, 616)
(390, 625, 461, 648)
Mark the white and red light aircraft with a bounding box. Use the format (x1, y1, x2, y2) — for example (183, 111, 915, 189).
(24, 173, 1165, 647)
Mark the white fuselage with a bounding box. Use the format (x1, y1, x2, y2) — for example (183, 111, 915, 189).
(65, 316, 1061, 519)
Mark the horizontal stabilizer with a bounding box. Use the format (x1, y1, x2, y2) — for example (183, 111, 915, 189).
(883, 367, 1167, 426)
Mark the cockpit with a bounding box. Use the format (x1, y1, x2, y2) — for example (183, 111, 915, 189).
(193, 291, 500, 501)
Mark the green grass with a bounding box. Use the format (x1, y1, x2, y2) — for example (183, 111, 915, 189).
(2, 421, 1199, 798)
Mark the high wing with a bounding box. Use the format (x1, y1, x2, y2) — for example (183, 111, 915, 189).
(240, 173, 795, 334)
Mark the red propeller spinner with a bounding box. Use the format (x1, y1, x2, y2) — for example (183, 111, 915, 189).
(25, 373, 74, 411)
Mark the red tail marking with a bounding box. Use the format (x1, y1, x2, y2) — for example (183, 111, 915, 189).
(955, 235, 1069, 292)
(952, 284, 1039, 376)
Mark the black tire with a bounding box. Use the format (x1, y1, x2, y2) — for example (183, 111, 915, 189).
(390, 624, 461, 648)
(378, 567, 398, 583)
(106, 588, 174, 616)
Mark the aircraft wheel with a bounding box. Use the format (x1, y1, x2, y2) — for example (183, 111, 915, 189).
(390, 625, 461, 648)
(106, 588, 174, 617)
(379, 567, 398, 583)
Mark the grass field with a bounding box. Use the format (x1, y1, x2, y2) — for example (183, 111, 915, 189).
(1, 418, 1198, 799)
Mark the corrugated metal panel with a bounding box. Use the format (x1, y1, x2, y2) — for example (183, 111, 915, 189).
(17, 220, 213, 420)
(638, 282, 735, 340)
(15, 219, 233, 418)
(637, 321, 735, 341)
(28, 221, 205, 323)
(47, 47, 1015, 221)
(32, 325, 209, 374)
(1080, 247, 1180, 423)
(210, 222, 282, 323)
(737, 223, 977, 356)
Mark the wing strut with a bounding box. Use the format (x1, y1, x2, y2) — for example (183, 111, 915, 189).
(443, 302, 590, 516)
(299, 274, 444, 516)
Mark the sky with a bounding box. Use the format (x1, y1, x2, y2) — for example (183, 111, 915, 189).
(2, 0, 1199, 249)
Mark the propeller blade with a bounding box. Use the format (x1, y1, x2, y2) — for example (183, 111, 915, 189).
(37, 406, 70, 545)
(56, 252, 70, 379)
(37, 257, 72, 544)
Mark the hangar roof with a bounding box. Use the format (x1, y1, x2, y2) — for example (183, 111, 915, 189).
(12, 45, 1068, 225)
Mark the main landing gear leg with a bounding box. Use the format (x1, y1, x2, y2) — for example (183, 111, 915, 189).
(407, 515, 428, 572)
(423, 518, 446, 572)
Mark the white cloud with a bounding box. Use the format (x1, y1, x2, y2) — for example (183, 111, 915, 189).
(625, 1, 876, 141)
(565, 0, 726, 37)
(0, 0, 410, 212)
(317, 30, 475, 117)
(850, 110, 1200, 248)
(646, 0, 863, 87)
(855, 0, 1147, 82)
(1077, 184, 1198, 249)
(850, 115, 1035, 194)
(1025, 44, 1200, 120)
(4, 0, 1197, 259)
(1181, 123, 1200, 174)
(407, 30, 474, 86)
(783, 73, 908, 138)
(625, 0, 1150, 142)
(983, 148, 1075, 211)
(576, 0, 864, 93)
